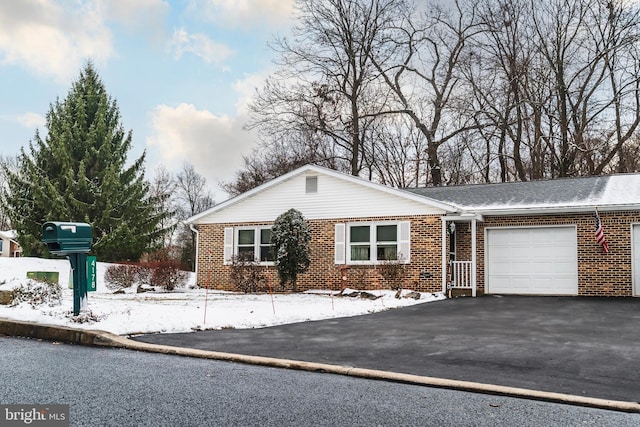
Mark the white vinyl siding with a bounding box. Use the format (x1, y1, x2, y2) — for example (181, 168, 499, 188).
(486, 226, 578, 295)
(196, 172, 447, 224)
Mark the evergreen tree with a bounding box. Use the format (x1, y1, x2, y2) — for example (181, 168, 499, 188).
(271, 208, 311, 291)
(2, 62, 167, 261)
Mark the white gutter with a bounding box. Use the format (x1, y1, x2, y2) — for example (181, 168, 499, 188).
(470, 203, 640, 217)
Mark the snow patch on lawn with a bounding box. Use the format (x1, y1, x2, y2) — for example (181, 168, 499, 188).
(0, 258, 445, 335)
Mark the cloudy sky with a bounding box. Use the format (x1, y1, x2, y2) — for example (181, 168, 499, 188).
(0, 0, 295, 200)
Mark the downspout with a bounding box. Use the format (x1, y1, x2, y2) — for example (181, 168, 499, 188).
(189, 223, 199, 284)
(471, 218, 477, 297)
(441, 218, 448, 296)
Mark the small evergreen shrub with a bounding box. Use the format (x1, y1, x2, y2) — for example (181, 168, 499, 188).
(229, 254, 267, 293)
(11, 280, 62, 308)
(271, 208, 311, 291)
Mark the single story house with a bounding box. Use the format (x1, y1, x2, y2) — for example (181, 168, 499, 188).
(0, 230, 22, 258)
(187, 165, 640, 297)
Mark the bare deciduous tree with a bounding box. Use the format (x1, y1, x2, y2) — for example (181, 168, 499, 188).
(175, 163, 215, 270)
(248, 0, 403, 177)
(371, 0, 484, 186)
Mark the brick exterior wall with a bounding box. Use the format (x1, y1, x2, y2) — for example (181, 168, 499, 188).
(471, 211, 640, 296)
(196, 215, 445, 293)
(196, 210, 640, 296)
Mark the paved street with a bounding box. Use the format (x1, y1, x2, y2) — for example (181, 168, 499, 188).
(1, 336, 638, 426)
(135, 296, 640, 402)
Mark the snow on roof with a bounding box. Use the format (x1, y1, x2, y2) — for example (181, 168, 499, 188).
(405, 173, 640, 213)
(0, 230, 18, 241)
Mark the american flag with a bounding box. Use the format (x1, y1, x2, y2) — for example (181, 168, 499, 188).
(594, 210, 609, 254)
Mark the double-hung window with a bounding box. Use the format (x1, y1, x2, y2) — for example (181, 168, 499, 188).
(229, 227, 275, 263)
(342, 221, 409, 264)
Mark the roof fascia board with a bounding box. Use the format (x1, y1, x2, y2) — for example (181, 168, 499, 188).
(187, 165, 459, 224)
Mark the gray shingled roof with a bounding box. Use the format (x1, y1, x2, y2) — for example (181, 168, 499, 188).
(404, 174, 640, 212)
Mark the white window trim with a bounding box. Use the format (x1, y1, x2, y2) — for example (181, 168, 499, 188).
(344, 221, 410, 265)
(230, 226, 275, 265)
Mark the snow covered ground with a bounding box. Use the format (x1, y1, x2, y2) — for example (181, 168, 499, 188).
(0, 257, 445, 336)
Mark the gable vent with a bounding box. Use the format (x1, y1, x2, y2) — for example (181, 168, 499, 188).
(306, 176, 318, 193)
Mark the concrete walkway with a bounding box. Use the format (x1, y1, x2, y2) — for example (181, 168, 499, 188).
(134, 296, 640, 404)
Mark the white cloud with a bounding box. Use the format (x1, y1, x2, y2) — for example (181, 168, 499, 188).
(0, 1, 113, 84)
(234, 72, 268, 115)
(14, 112, 46, 129)
(99, 0, 169, 31)
(146, 103, 258, 196)
(190, 0, 294, 29)
(169, 28, 233, 65)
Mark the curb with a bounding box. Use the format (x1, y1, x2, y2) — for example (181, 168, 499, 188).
(2, 318, 639, 414)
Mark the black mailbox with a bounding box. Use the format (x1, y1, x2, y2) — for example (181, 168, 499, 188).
(42, 222, 93, 254)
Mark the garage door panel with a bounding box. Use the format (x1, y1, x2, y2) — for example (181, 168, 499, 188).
(487, 227, 578, 295)
(491, 262, 512, 275)
(510, 247, 531, 259)
(490, 246, 512, 258)
(510, 277, 533, 290)
(510, 231, 531, 244)
(553, 261, 576, 274)
(511, 261, 533, 273)
(531, 247, 553, 258)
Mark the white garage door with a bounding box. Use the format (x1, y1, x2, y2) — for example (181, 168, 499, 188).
(633, 225, 640, 296)
(486, 227, 578, 295)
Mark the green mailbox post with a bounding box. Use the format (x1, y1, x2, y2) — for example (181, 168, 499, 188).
(42, 222, 93, 316)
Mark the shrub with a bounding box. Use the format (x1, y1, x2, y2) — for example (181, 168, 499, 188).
(104, 264, 142, 291)
(271, 208, 311, 291)
(11, 280, 62, 308)
(377, 255, 407, 291)
(145, 259, 189, 291)
(229, 254, 267, 293)
(109, 248, 190, 292)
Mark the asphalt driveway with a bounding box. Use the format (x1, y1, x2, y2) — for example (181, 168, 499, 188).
(134, 296, 640, 402)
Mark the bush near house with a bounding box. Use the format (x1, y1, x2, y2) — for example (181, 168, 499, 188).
(229, 254, 267, 293)
(377, 255, 407, 291)
(271, 208, 311, 292)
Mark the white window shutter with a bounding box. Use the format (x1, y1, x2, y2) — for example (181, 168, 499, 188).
(223, 227, 234, 265)
(398, 221, 411, 263)
(334, 223, 346, 264)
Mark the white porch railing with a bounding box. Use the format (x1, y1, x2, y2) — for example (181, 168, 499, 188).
(449, 261, 473, 289)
